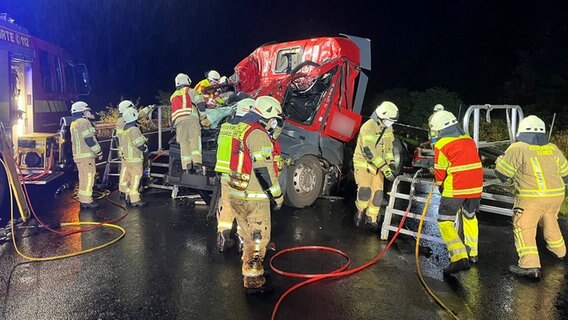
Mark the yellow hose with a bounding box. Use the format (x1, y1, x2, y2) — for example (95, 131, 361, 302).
(1, 158, 126, 262)
(415, 182, 460, 320)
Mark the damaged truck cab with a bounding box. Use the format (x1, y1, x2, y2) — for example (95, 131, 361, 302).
(233, 35, 371, 208)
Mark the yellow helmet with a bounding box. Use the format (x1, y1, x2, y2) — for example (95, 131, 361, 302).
(251, 96, 282, 120)
(430, 110, 458, 131)
(123, 107, 139, 124)
(374, 101, 399, 121)
(518, 115, 546, 134)
(118, 100, 135, 114)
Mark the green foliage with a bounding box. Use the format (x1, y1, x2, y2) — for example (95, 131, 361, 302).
(368, 87, 464, 128)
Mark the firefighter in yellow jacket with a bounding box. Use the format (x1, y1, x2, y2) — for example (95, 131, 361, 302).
(214, 97, 255, 252)
(496, 115, 568, 279)
(170, 73, 205, 174)
(228, 96, 283, 294)
(118, 107, 149, 207)
(70, 101, 103, 209)
(353, 101, 399, 230)
(116, 100, 153, 199)
(431, 110, 483, 274)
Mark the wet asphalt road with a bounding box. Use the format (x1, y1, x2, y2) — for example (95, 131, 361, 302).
(1, 180, 568, 320)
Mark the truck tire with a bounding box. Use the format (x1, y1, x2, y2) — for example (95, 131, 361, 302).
(393, 138, 408, 175)
(284, 155, 323, 208)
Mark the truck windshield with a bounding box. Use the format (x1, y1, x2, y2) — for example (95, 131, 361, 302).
(283, 68, 336, 125)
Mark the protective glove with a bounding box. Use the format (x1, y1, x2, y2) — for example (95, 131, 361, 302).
(381, 166, 395, 182)
(200, 118, 212, 128)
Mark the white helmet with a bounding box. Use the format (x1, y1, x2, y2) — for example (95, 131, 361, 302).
(123, 107, 139, 124)
(207, 70, 221, 82)
(219, 76, 228, 84)
(517, 115, 546, 135)
(118, 100, 135, 114)
(175, 73, 191, 87)
(252, 96, 282, 120)
(374, 101, 399, 121)
(430, 110, 458, 131)
(235, 98, 255, 117)
(433, 104, 444, 112)
(71, 101, 90, 114)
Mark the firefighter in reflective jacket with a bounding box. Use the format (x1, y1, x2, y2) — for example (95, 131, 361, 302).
(195, 70, 224, 108)
(118, 107, 149, 207)
(170, 73, 205, 174)
(214, 97, 255, 252)
(70, 101, 103, 209)
(496, 115, 568, 279)
(227, 95, 283, 294)
(431, 110, 483, 275)
(115, 100, 153, 199)
(353, 101, 399, 230)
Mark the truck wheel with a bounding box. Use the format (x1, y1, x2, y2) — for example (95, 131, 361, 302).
(393, 138, 408, 175)
(284, 155, 323, 208)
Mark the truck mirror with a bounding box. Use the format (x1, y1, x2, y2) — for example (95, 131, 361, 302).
(74, 64, 91, 96)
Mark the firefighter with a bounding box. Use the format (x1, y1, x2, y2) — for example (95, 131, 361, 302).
(70, 101, 103, 209)
(118, 107, 149, 207)
(214, 97, 255, 252)
(428, 104, 444, 142)
(353, 101, 399, 230)
(195, 70, 223, 108)
(495, 115, 568, 279)
(430, 110, 483, 274)
(170, 73, 204, 174)
(227, 95, 283, 294)
(116, 100, 153, 199)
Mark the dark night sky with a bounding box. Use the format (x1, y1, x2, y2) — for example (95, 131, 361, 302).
(0, 0, 562, 109)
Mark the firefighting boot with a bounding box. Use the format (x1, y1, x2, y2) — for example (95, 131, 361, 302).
(80, 201, 100, 209)
(129, 199, 148, 207)
(217, 230, 236, 252)
(509, 265, 541, 279)
(443, 258, 470, 275)
(364, 215, 379, 231)
(354, 210, 366, 228)
(244, 274, 274, 295)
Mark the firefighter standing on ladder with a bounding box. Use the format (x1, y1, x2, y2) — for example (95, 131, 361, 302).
(353, 101, 399, 230)
(170, 73, 205, 174)
(495, 115, 568, 279)
(70, 101, 103, 209)
(431, 110, 483, 275)
(227, 96, 283, 294)
(214, 97, 255, 252)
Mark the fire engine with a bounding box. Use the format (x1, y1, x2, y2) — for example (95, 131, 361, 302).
(167, 34, 375, 208)
(0, 13, 90, 224)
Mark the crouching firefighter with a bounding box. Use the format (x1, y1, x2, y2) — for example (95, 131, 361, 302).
(495, 115, 568, 279)
(116, 100, 154, 199)
(353, 101, 399, 230)
(430, 110, 483, 275)
(227, 96, 284, 294)
(170, 73, 204, 174)
(214, 97, 255, 252)
(70, 101, 103, 209)
(118, 107, 149, 207)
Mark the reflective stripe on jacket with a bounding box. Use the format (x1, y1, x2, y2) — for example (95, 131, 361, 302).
(214, 122, 236, 174)
(170, 86, 194, 124)
(496, 141, 568, 198)
(71, 118, 101, 159)
(434, 134, 483, 198)
(353, 119, 394, 173)
(120, 125, 147, 163)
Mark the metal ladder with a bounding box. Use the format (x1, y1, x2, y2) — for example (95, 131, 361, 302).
(101, 131, 122, 186)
